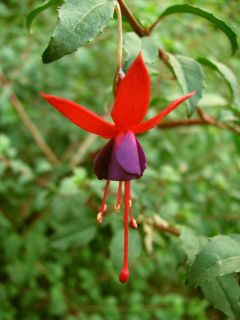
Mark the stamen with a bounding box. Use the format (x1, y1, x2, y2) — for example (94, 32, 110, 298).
(128, 183, 138, 229)
(97, 180, 110, 224)
(129, 207, 138, 229)
(119, 181, 130, 283)
(114, 181, 122, 213)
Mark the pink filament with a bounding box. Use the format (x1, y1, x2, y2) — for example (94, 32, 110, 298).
(128, 184, 137, 229)
(97, 180, 110, 223)
(115, 181, 122, 212)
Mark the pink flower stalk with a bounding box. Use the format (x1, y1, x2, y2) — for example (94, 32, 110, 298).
(41, 53, 195, 283)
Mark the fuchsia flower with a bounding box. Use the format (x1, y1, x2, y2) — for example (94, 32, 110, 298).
(41, 53, 195, 283)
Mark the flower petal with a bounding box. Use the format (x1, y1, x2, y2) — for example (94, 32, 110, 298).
(93, 132, 146, 181)
(115, 131, 141, 176)
(136, 139, 147, 172)
(94, 139, 114, 179)
(111, 53, 150, 129)
(133, 91, 195, 134)
(40, 93, 116, 139)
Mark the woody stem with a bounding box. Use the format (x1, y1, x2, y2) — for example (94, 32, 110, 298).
(117, 0, 148, 37)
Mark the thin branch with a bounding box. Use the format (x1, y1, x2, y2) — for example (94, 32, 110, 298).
(158, 118, 210, 129)
(117, 0, 149, 37)
(158, 118, 240, 134)
(153, 221, 180, 236)
(148, 16, 163, 34)
(0, 74, 60, 165)
(197, 107, 240, 134)
(157, 108, 240, 134)
(139, 214, 181, 237)
(158, 48, 171, 66)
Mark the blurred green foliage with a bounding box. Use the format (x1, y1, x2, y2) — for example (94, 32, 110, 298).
(0, 0, 240, 319)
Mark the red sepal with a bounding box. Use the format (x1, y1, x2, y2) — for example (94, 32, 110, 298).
(40, 93, 116, 139)
(133, 91, 195, 134)
(111, 53, 150, 129)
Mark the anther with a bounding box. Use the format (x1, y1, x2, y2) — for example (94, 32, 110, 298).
(130, 217, 138, 229)
(97, 212, 103, 224)
(129, 206, 137, 229)
(114, 204, 120, 213)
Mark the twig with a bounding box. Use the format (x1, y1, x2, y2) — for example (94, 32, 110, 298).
(117, 0, 149, 37)
(197, 107, 240, 134)
(148, 16, 163, 34)
(158, 118, 210, 129)
(139, 214, 181, 237)
(158, 48, 170, 66)
(153, 221, 180, 236)
(0, 74, 60, 165)
(156, 107, 240, 135)
(158, 118, 240, 134)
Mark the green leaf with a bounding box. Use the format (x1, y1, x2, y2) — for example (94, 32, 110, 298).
(201, 274, 240, 319)
(123, 32, 141, 71)
(42, 0, 115, 63)
(110, 229, 142, 269)
(187, 235, 240, 288)
(180, 227, 207, 266)
(123, 32, 158, 71)
(198, 58, 240, 107)
(51, 221, 97, 249)
(230, 234, 240, 243)
(199, 93, 227, 108)
(141, 37, 159, 64)
(159, 4, 238, 55)
(26, 0, 62, 32)
(167, 54, 204, 116)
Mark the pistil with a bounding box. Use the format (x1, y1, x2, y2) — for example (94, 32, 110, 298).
(119, 181, 130, 283)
